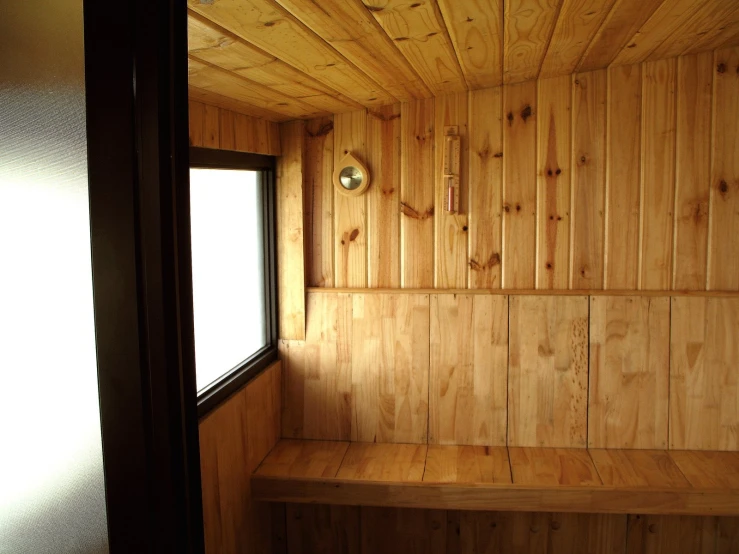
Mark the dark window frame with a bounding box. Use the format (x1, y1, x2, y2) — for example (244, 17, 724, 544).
(189, 147, 278, 417)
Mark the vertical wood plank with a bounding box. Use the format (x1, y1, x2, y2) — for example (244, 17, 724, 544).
(245, 361, 282, 471)
(334, 110, 368, 287)
(286, 504, 360, 554)
(708, 47, 739, 291)
(468, 87, 504, 289)
(605, 64, 641, 290)
(625, 515, 717, 554)
(368, 104, 401, 288)
(536, 75, 572, 289)
(435, 92, 469, 289)
(203, 103, 220, 148)
(429, 294, 508, 446)
(571, 70, 607, 289)
(303, 116, 335, 288)
(640, 58, 677, 290)
(674, 52, 712, 290)
(401, 98, 435, 288)
(361, 507, 446, 554)
(351, 294, 430, 444)
(277, 120, 306, 340)
(588, 296, 670, 449)
(670, 297, 739, 451)
(219, 108, 236, 150)
(508, 295, 589, 447)
(279, 339, 305, 439)
(502, 80, 537, 289)
(189, 100, 205, 147)
(234, 113, 255, 154)
(718, 518, 739, 554)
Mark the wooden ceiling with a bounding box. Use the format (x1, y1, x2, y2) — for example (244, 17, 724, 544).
(188, 0, 739, 121)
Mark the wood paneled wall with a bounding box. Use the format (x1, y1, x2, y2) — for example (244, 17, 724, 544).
(189, 100, 281, 155)
(281, 292, 739, 451)
(199, 361, 284, 554)
(291, 47, 739, 293)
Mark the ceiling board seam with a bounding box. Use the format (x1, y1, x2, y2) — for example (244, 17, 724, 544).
(431, 0, 471, 91)
(187, 85, 288, 121)
(573, 0, 624, 72)
(639, 1, 708, 64)
(535, 0, 566, 81)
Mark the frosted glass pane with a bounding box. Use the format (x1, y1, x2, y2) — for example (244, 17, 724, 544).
(190, 168, 267, 392)
(0, 0, 108, 552)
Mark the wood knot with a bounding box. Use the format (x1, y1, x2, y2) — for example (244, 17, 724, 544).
(493, 152, 503, 158)
(307, 121, 334, 137)
(717, 63, 727, 73)
(546, 262, 552, 269)
(648, 524, 658, 534)
(506, 112, 514, 126)
(427, 32, 438, 38)
(503, 204, 510, 213)
(515, 204, 521, 212)
(521, 105, 532, 122)
(400, 202, 433, 220)
(556, 168, 561, 175)
(349, 228, 360, 241)
(627, 43, 636, 48)
(580, 155, 587, 164)
(410, 1, 421, 6)
(462, 225, 468, 231)
(550, 521, 561, 530)
(395, 37, 409, 42)
(489, 522, 497, 529)
(263, 21, 276, 27)
(719, 180, 728, 194)
(365, 4, 383, 12)
(547, 169, 553, 176)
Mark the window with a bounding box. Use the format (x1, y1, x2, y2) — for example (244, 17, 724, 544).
(189, 148, 277, 415)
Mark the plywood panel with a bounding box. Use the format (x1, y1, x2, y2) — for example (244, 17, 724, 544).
(508, 295, 588, 447)
(437, 0, 504, 89)
(640, 58, 676, 290)
(503, 0, 560, 84)
(625, 515, 718, 554)
(502, 80, 537, 289)
(605, 64, 641, 289)
(367, 105, 401, 288)
(364, 0, 467, 96)
(430, 294, 508, 446)
(277, 120, 306, 340)
(673, 52, 712, 290)
(709, 47, 739, 291)
(351, 294, 429, 444)
(334, 110, 368, 288)
(303, 117, 335, 287)
(536, 75, 572, 289)
(361, 507, 446, 554)
(589, 296, 670, 449)
(670, 297, 739, 450)
(400, 98, 435, 289)
(435, 92, 469, 289)
(571, 70, 606, 289)
(468, 87, 504, 289)
(286, 504, 360, 554)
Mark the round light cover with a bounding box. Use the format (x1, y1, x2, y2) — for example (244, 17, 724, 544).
(333, 152, 370, 197)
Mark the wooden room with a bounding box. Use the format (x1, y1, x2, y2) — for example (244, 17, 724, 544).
(186, 0, 739, 552)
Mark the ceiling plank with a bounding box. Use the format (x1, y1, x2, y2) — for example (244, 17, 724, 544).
(539, 0, 615, 78)
(188, 12, 364, 115)
(436, 0, 504, 89)
(577, 0, 666, 72)
(188, 86, 290, 122)
(504, 0, 562, 84)
(651, 0, 739, 60)
(610, 0, 706, 66)
(272, 0, 432, 101)
(188, 58, 327, 120)
(362, 0, 468, 95)
(187, 0, 396, 107)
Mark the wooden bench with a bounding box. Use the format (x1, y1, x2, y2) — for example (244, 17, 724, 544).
(251, 440, 739, 516)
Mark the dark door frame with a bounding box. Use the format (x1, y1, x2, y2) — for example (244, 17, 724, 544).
(84, 1, 204, 552)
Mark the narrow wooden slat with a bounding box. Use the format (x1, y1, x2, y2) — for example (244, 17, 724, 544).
(334, 110, 368, 288)
(279, 340, 305, 438)
(303, 116, 335, 287)
(202, 103, 220, 148)
(605, 64, 641, 290)
(361, 507, 446, 554)
(502, 80, 537, 289)
(577, 0, 665, 72)
(670, 297, 739, 450)
(436, 0, 504, 89)
(367, 105, 401, 288)
(364, 0, 467, 96)
(429, 294, 508, 446)
(351, 294, 430, 444)
(468, 87, 504, 289)
(540, 0, 615, 78)
(571, 69, 606, 288)
(305, 287, 739, 298)
(424, 445, 512, 484)
(256, 440, 349, 478)
(717, 517, 739, 554)
(277, 120, 306, 340)
(503, 0, 561, 84)
(508, 296, 589, 447)
(400, 98, 435, 288)
(708, 47, 739, 291)
(536, 75, 571, 289)
(336, 443, 427, 482)
(245, 361, 283, 471)
(673, 52, 712, 290)
(508, 447, 602, 485)
(669, 451, 739, 489)
(682, 5, 739, 57)
(435, 92, 469, 288)
(588, 296, 670, 449)
(271, 0, 431, 101)
(640, 58, 676, 290)
(218, 108, 235, 150)
(187, 0, 395, 107)
(286, 504, 360, 554)
(189, 100, 205, 147)
(590, 449, 689, 488)
(233, 111, 283, 155)
(625, 514, 719, 554)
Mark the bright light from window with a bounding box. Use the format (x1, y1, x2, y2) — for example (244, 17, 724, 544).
(190, 168, 267, 392)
